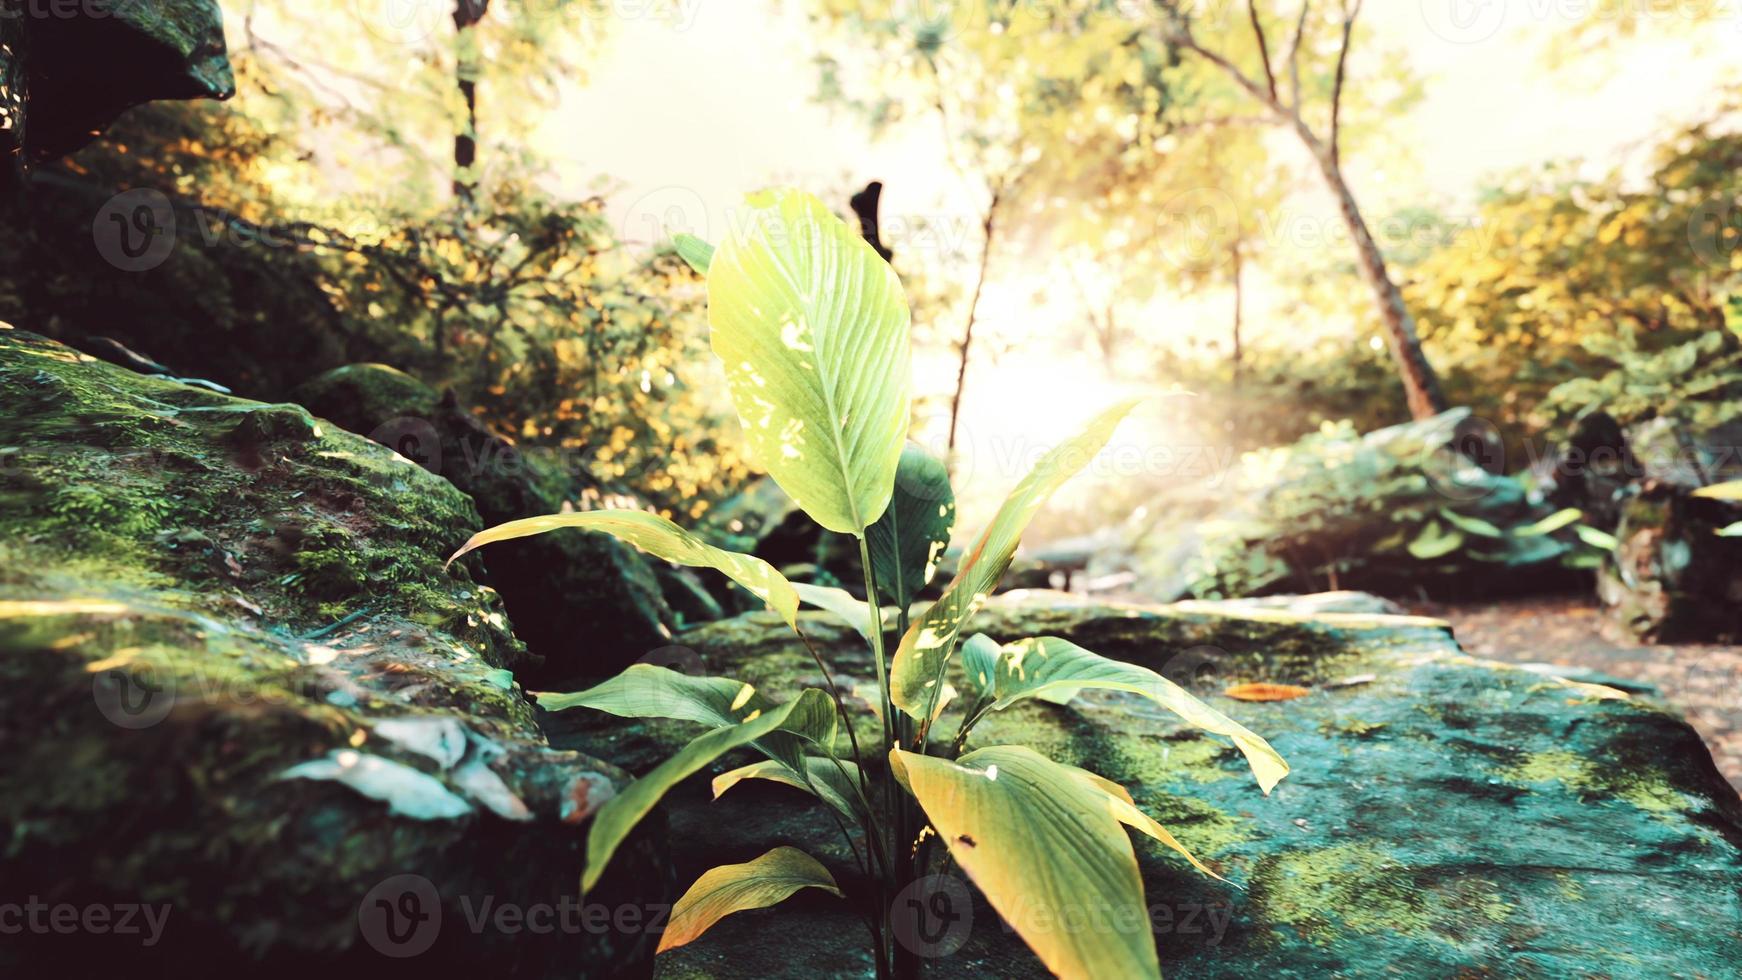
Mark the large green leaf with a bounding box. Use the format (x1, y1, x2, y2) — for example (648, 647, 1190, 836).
(892, 746, 1160, 979)
(448, 509, 798, 627)
(889, 402, 1138, 720)
(866, 443, 956, 611)
(988, 636, 1288, 794)
(582, 688, 836, 893)
(657, 846, 842, 953)
(707, 188, 912, 535)
(536, 663, 765, 727)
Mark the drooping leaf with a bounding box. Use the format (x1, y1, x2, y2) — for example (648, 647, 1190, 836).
(793, 582, 884, 642)
(448, 509, 799, 627)
(892, 746, 1161, 979)
(1069, 766, 1224, 882)
(1575, 525, 1620, 551)
(673, 233, 714, 275)
(889, 402, 1139, 720)
(1514, 507, 1583, 537)
(866, 443, 956, 611)
(1406, 520, 1464, 560)
(990, 637, 1288, 794)
(1692, 480, 1742, 501)
(712, 756, 866, 821)
(537, 663, 765, 727)
(657, 846, 843, 953)
(582, 688, 837, 893)
(706, 188, 912, 535)
(1439, 509, 1506, 539)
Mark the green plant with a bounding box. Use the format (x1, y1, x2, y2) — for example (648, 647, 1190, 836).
(449, 189, 1287, 978)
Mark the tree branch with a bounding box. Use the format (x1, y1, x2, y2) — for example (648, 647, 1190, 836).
(1285, 1, 1311, 109)
(1330, 0, 1363, 168)
(1246, 1, 1280, 103)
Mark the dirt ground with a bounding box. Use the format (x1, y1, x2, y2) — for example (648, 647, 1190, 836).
(1411, 593, 1742, 797)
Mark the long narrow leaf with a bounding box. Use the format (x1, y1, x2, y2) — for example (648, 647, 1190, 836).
(673, 233, 714, 275)
(537, 663, 766, 726)
(657, 847, 842, 953)
(448, 509, 799, 627)
(711, 756, 866, 821)
(889, 402, 1138, 719)
(990, 636, 1288, 794)
(793, 582, 884, 642)
(582, 689, 836, 892)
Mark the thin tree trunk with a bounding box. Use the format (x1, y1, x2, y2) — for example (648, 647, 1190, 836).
(946, 191, 999, 463)
(453, 1, 488, 204)
(1301, 129, 1446, 420)
(1231, 243, 1245, 391)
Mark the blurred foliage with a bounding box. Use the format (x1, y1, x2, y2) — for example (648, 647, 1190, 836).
(1134, 411, 1607, 601)
(1404, 108, 1742, 444)
(0, 0, 751, 520)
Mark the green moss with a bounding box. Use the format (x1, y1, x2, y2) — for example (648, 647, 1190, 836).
(1494, 749, 1693, 815)
(1249, 843, 1432, 942)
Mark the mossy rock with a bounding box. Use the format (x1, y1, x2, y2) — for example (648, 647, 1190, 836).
(0, 330, 671, 977)
(549, 590, 1742, 978)
(1599, 482, 1742, 642)
(9, 0, 235, 163)
(293, 363, 680, 681)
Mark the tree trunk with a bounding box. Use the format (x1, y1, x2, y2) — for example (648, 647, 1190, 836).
(452, 0, 489, 204)
(1231, 243, 1244, 391)
(1302, 130, 1447, 420)
(946, 192, 999, 464)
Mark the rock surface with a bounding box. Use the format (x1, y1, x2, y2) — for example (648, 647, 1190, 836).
(552, 590, 1742, 978)
(0, 331, 670, 977)
(1, 0, 235, 168)
(293, 362, 681, 680)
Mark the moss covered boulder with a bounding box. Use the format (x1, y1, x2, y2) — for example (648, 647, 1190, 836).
(293, 362, 681, 680)
(552, 591, 1742, 978)
(0, 330, 670, 977)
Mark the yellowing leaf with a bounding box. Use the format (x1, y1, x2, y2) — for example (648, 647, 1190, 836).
(448, 509, 798, 627)
(893, 746, 1160, 979)
(657, 847, 842, 953)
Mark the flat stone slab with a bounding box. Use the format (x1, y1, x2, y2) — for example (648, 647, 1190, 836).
(553, 592, 1742, 978)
